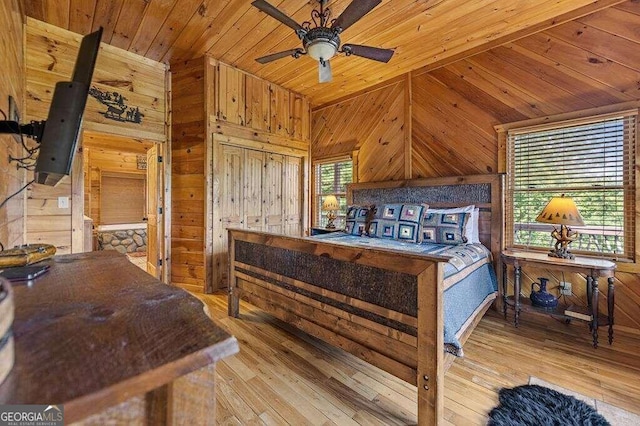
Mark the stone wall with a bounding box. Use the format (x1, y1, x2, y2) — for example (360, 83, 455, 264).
(97, 229, 147, 254)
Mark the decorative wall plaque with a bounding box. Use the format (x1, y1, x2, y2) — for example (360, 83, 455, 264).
(137, 155, 147, 170)
(89, 86, 144, 124)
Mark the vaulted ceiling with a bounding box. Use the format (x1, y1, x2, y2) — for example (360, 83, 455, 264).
(23, 0, 626, 106)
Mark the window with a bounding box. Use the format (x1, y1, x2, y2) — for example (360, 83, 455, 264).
(314, 159, 353, 228)
(506, 109, 637, 260)
(100, 172, 147, 225)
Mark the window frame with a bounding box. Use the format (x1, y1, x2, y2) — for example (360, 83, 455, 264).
(496, 103, 639, 270)
(312, 155, 355, 229)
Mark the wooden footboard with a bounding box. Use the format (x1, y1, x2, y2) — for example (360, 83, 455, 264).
(228, 229, 448, 425)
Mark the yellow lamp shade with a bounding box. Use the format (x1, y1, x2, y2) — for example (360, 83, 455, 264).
(322, 195, 339, 211)
(535, 194, 585, 226)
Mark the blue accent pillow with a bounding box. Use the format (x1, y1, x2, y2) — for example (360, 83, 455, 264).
(422, 212, 469, 244)
(345, 205, 373, 236)
(373, 204, 427, 243)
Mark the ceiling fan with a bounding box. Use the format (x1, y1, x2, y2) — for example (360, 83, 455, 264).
(252, 0, 394, 83)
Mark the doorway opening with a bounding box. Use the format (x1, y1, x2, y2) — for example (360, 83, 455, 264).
(82, 131, 161, 276)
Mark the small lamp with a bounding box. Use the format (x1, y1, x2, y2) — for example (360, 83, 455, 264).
(535, 194, 585, 259)
(322, 195, 340, 229)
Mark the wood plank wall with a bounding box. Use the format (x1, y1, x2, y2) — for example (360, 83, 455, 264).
(0, 0, 25, 251)
(24, 19, 167, 254)
(25, 18, 167, 142)
(312, 80, 406, 182)
(170, 57, 208, 293)
(310, 1, 640, 331)
(171, 57, 311, 292)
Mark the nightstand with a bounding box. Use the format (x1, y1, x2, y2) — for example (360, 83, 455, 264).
(310, 227, 345, 236)
(501, 249, 616, 348)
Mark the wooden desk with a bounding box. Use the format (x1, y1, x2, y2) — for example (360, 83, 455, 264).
(501, 250, 615, 348)
(0, 251, 238, 424)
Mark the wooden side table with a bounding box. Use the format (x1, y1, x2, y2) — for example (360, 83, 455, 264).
(501, 249, 616, 348)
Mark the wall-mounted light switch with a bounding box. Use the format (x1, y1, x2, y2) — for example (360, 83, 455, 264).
(58, 197, 69, 209)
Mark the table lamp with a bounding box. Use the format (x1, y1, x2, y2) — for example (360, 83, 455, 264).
(535, 194, 585, 259)
(322, 195, 340, 229)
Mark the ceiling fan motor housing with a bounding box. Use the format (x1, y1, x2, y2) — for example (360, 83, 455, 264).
(303, 27, 340, 62)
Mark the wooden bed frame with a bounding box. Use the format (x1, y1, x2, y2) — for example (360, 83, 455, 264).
(228, 174, 503, 424)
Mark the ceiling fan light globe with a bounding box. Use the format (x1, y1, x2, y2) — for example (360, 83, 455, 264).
(307, 40, 337, 61)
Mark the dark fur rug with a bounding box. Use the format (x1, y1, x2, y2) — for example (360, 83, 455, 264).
(487, 384, 610, 426)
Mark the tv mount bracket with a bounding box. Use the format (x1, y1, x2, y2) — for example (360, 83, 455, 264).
(0, 95, 45, 143)
(0, 120, 46, 143)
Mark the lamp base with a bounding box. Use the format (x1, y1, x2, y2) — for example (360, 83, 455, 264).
(549, 224, 578, 260)
(548, 248, 575, 260)
(325, 210, 337, 229)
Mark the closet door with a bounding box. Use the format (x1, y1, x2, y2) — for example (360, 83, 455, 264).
(220, 145, 244, 230)
(244, 149, 265, 230)
(218, 145, 244, 287)
(284, 155, 302, 236)
(264, 153, 284, 234)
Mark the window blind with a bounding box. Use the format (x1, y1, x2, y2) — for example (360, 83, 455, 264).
(507, 111, 637, 260)
(314, 159, 353, 227)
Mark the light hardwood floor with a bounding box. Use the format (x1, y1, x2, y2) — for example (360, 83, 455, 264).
(198, 293, 640, 425)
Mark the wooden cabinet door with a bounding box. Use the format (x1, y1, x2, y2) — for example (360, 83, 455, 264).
(217, 63, 245, 126)
(264, 153, 284, 234)
(284, 156, 302, 236)
(244, 149, 264, 230)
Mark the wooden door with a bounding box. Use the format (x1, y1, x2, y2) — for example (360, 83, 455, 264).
(146, 145, 159, 277)
(244, 149, 265, 230)
(265, 153, 284, 234)
(284, 156, 302, 236)
(218, 145, 244, 286)
(220, 145, 244, 230)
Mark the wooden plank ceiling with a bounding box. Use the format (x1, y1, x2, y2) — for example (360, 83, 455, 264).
(23, 0, 625, 106)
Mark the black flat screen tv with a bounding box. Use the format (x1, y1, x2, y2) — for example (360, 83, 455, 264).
(34, 27, 103, 186)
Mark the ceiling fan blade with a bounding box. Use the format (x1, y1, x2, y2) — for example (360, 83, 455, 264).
(343, 44, 394, 63)
(331, 0, 381, 32)
(319, 60, 332, 83)
(255, 49, 302, 64)
(252, 0, 304, 33)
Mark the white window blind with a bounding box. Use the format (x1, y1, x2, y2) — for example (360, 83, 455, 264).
(507, 110, 637, 260)
(314, 159, 353, 228)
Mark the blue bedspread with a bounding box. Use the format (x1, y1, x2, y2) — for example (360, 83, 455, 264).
(311, 232, 498, 356)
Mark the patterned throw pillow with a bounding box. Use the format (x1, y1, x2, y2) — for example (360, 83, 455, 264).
(373, 204, 427, 243)
(422, 211, 469, 245)
(345, 205, 373, 236)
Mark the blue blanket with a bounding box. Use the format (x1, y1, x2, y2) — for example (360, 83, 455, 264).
(312, 233, 498, 356)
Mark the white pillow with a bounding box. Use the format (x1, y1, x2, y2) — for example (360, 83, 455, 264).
(426, 205, 480, 244)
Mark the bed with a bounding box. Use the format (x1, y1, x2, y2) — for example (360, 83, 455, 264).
(228, 174, 503, 424)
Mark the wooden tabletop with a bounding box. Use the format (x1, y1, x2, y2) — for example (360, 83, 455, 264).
(0, 251, 238, 421)
(502, 249, 616, 277)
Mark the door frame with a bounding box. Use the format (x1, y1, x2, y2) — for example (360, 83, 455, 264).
(78, 131, 169, 282)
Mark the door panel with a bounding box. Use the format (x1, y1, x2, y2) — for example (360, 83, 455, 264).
(265, 153, 284, 234)
(244, 150, 264, 230)
(221, 146, 244, 230)
(217, 145, 244, 287)
(284, 156, 302, 236)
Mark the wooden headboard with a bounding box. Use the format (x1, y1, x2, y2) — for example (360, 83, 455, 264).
(347, 174, 504, 263)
